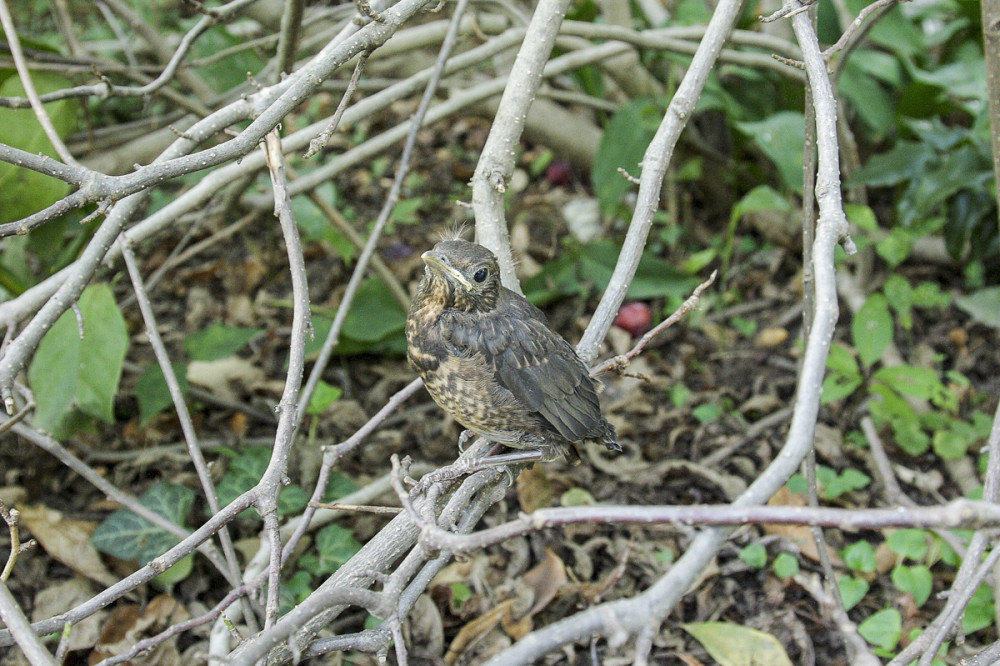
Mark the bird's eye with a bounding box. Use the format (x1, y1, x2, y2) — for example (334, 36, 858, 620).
(473, 267, 488, 283)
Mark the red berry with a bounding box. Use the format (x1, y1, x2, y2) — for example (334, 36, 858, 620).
(545, 160, 573, 186)
(614, 302, 652, 337)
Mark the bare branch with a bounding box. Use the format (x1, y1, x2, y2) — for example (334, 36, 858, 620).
(0, 580, 57, 665)
(473, 0, 571, 293)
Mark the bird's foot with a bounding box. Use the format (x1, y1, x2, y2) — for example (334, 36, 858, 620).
(457, 429, 475, 453)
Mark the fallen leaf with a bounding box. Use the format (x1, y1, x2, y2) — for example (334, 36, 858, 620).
(90, 595, 189, 665)
(18, 505, 118, 587)
(444, 598, 516, 665)
(33, 579, 105, 653)
(515, 466, 553, 514)
(187, 357, 266, 400)
(683, 621, 794, 666)
(764, 487, 843, 567)
(754, 327, 789, 348)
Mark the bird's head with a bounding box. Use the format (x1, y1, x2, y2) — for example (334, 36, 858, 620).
(419, 240, 501, 312)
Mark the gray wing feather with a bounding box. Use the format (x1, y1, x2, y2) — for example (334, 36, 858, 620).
(446, 290, 604, 441)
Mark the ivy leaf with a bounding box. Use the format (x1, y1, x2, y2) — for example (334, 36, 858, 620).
(91, 482, 195, 564)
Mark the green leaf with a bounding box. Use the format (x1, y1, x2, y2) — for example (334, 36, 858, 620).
(283, 570, 313, 606)
(838, 57, 895, 135)
(772, 552, 799, 578)
(154, 555, 194, 589)
(324, 471, 360, 502)
(848, 0, 921, 56)
(184, 324, 264, 362)
(734, 112, 805, 193)
(869, 384, 929, 455)
(593, 98, 659, 215)
(297, 524, 362, 577)
(669, 383, 692, 408)
(912, 281, 951, 309)
(786, 474, 808, 494)
(730, 185, 793, 222)
(844, 203, 879, 232)
(852, 293, 893, 367)
(304, 278, 408, 356)
(683, 622, 793, 666)
(523, 241, 698, 305)
(876, 228, 914, 267)
(841, 540, 877, 573)
(838, 575, 869, 611)
(191, 25, 266, 92)
(217, 448, 267, 515)
(450, 582, 472, 609)
(29, 284, 128, 438)
(823, 468, 871, 499)
(306, 380, 343, 416)
(892, 565, 933, 607)
(277, 485, 308, 516)
(738, 543, 767, 568)
(933, 419, 978, 460)
(963, 584, 995, 634)
(216, 448, 306, 518)
(956, 287, 1000, 328)
(859, 608, 902, 651)
(873, 366, 951, 409)
(852, 141, 931, 187)
(560, 487, 597, 506)
(135, 362, 189, 425)
(822, 343, 862, 403)
(0, 72, 77, 223)
(292, 198, 357, 263)
(391, 198, 423, 224)
(887, 529, 928, 561)
(692, 403, 721, 424)
(883, 275, 914, 329)
(91, 482, 195, 564)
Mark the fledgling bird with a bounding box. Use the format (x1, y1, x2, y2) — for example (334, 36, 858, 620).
(405, 239, 620, 462)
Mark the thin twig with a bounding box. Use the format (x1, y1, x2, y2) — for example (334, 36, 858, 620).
(0, 581, 57, 665)
(294, 0, 473, 423)
(594, 270, 717, 375)
(119, 236, 258, 632)
(472, 0, 572, 292)
(304, 51, 371, 158)
(258, 128, 312, 628)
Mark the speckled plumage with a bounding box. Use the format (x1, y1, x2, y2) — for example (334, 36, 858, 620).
(406, 239, 619, 461)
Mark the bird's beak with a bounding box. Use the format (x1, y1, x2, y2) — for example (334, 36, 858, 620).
(422, 251, 472, 289)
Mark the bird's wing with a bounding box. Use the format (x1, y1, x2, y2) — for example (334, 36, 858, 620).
(444, 291, 602, 441)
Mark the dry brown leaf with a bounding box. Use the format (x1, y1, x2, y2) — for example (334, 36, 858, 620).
(515, 466, 553, 514)
(444, 598, 516, 665)
(754, 327, 789, 348)
(764, 487, 843, 567)
(407, 594, 444, 659)
(519, 548, 566, 619)
(33, 579, 105, 654)
(0, 486, 27, 506)
(875, 541, 897, 575)
(187, 357, 266, 400)
(673, 653, 706, 666)
(90, 595, 188, 666)
(18, 505, 118, 587)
